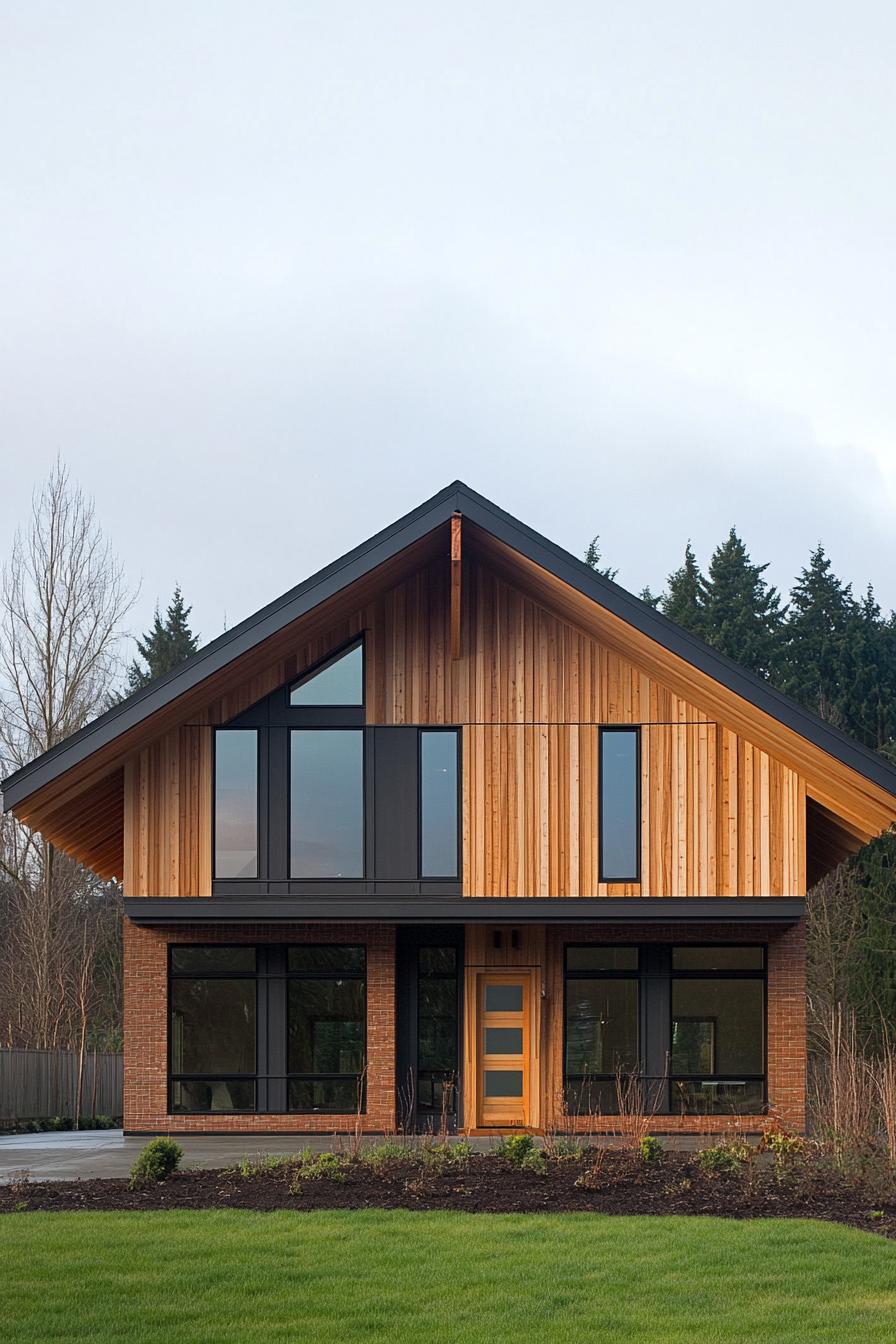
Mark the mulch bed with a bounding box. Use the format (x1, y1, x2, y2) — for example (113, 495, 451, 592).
(3, 1149, 895, 1237)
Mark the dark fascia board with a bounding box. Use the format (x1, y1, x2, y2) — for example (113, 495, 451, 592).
(124, 897, 805, 925)
(5, 477, 896, 808)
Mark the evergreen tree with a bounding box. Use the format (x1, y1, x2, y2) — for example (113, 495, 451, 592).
(583, 536, 618, 581)
(776, 545, 855, 726)
(638, 586, 661, 609)
(843, 586, 896, 751)
(699, 528, 784, 678)
(660, 542, 706, 639)
(128, 586, 199, 691)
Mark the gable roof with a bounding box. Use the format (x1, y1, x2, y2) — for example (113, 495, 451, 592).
(4, 479, 896, 819)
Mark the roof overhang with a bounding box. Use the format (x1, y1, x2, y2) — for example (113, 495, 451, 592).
(124, 896, 806, 925)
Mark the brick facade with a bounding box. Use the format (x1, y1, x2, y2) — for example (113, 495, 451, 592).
(124, 915, 805, 1137)
(123, 920, 396, 1134)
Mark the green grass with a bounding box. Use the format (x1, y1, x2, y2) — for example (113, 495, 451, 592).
(1, 1211, 894, 1342)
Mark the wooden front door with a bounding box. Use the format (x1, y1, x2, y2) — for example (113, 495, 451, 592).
(476, 973, 531, 1128)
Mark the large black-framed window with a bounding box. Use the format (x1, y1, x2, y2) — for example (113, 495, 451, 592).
(416, 944, 460, 1119)
(564, 946, 640, 1116)
(168, 943, 367, 1115)
(563, 943, 767, 1117)
(211, 636, 462, 894)
(599, 727, 640, 882)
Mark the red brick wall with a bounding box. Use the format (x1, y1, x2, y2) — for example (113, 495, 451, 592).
(542, 920, 807, 1135)
(123, 920, 396, 1134)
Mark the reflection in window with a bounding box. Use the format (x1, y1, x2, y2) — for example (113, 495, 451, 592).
(287, 946, 366, 1113)
(170, 960, 256, 1114)
(670, 947, 765, 1116)
(290, 730, 364, 877)
(564, 946, 639, 1116)
(290, 643, 363, 706)
(416, 945, 458, 1118)
(420, 730, 459, 877)
(214, 730, 258, 879)
(599, 728, 639, 881)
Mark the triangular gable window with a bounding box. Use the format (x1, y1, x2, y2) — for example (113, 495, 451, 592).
(289, 641, 364, 707)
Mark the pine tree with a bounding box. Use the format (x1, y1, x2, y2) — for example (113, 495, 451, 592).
(843, 586, 896, 751)
(660, 542, 706, 639)
(699, 529, 784, 678)
(638, 586, 661, 609)
(583, 536, 618, 581)
(128, 586, 199, 691)
(776, 545, 855, 725)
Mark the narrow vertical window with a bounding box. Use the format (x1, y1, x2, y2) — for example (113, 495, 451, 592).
(420, 730, 459, 878)
(599, 728, 639, 882)
(214, 730, 258, 879)
(290, 730, 364, 877)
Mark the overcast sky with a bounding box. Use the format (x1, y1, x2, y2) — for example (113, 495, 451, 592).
(1, 3, 895, 660)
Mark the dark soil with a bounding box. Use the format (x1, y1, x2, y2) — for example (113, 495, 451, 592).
(3, 1149, 895, 1237)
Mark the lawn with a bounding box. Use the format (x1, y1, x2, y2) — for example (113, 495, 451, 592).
(1, 1211, 894, 1343)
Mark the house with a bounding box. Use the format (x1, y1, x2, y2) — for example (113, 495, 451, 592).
(4, 481, 896, 1136)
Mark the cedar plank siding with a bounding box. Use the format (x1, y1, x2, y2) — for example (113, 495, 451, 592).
(122, 553, 806, 899)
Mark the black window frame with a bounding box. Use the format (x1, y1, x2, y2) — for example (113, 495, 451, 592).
(418, 727, 462, 880)
(167, 942, 368, 1116)
(598, 726, 641, 884)
(562, 941, 768, 1118)
(414, 942, 461, 1121)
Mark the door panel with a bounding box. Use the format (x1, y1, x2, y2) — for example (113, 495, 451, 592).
(477, 973, 530, 1127)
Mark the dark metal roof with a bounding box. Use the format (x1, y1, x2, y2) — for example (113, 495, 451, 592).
(123, 896, 805, 925)
(5, 479, 896, 808)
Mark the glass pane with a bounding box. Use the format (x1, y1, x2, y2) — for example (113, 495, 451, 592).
(171, 1079, 255, 1113)
(484, 1069, 523, 1098)
(565, 1078, 626, 1117)
(671, 979, 764, 1075)
(288, 945, 365, 975)
(288, 1078, 361, 1112)
(288, 979, 365, 1074)
(600, 729, 639, 880)
(417, 1073, 456, 1115)
(290, 730, 364, 878)
(672, 1079, 764, 1115)
(567, 946, 639, 972)
(565, 978, 639, 1075)
(418, 946, 456, 975)
(484, 1027, 523, 1055)
(214, 731, 258, 879)
(484, 984, 523, 1013)
(170, 979, 256, 1075)
(420, 731, 459, 877)
(290, 644, 363, 706)
(170, 947, 256, 975)
(672, 946, 765, 971)
(418, 979, 457, 1072)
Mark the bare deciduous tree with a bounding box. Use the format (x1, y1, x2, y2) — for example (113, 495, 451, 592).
(0, 460, 134, 1075)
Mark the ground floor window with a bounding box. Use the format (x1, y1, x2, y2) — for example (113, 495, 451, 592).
(169, 944, 366, 1114)
(563, 943, 766, 1116)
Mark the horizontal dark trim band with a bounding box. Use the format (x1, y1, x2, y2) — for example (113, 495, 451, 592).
(124, 896, 805, 925)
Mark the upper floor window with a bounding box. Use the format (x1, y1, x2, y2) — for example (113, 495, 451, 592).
(599, 727, 639, 882)
(420, 729, 459, 879)
(289, 641, 364, 707)
(290, 729, 364, 878)
(214, 729, 258, 879)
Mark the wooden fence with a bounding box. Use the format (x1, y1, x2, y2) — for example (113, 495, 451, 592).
(0, 1048, 123, 1122)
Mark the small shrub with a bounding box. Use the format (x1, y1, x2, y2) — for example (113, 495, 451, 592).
(696, 1141, 751, 1175)
(129, 1137, 183, 1188)
(90, 1115, 116, 1131)
(238, 1151, 305, 1178)
(289, 1151, 347, 1193)
(48, 1116, 73, 1132)
(639, 1135, 663, 1164)
(358, 1140, 412, 1172)
(496, 1133, 536, 1166)
(521, 1149, 547, 1175)
(23, 1120, 41, 1134)
(422, 1139, 472, 1172)
(544, 1135, 581, 1160)
(13, 1201, 29, 1213)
